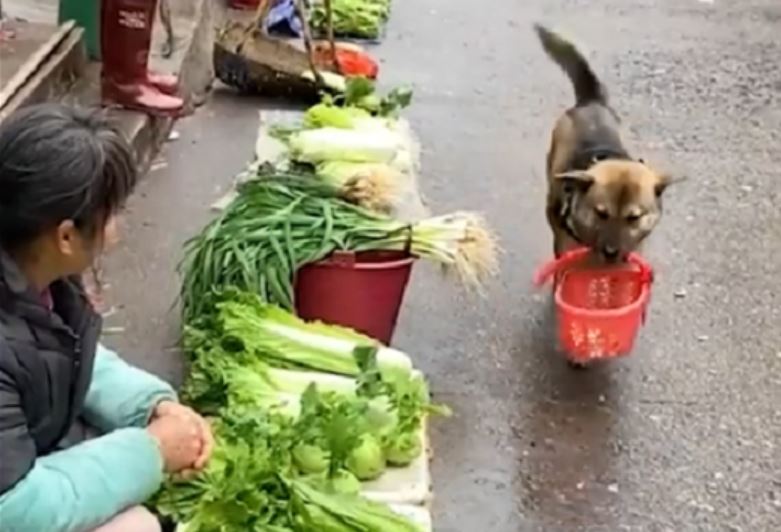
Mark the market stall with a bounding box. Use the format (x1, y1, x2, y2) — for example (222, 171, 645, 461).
(150, 79, 499, 531)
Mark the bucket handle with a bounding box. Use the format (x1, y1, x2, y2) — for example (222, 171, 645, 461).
(533, 247, 654, 287)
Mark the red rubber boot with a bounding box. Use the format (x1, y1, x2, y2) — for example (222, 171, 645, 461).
(101, 0, 183, 116)
(148, 71, 179, 95)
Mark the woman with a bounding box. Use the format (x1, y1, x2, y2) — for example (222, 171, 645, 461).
(0, 104, 213, 532)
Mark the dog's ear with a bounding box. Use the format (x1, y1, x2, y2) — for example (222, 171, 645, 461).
(654, 173, 686, 197)
(555, 171, 595, 192)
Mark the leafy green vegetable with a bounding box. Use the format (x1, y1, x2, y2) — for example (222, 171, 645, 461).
(303, 103, 371, 130)
(181, 289, 448, 467)
(290, 478, 421, 532)
(153, 413, 423, 532)
(341, 77, 413, 118)
(310, 0, 391, 40)
(288, 127, 400, 164)
(156, 286, 451, 530)
(379, 87, 414, 118)
(343, 77, 375, 108)
(217, 294, 413, 379)
(152, 414, 296, 530)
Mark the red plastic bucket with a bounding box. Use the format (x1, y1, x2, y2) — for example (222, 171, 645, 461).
(534, 247, 654, 363)
(294, 251, 415, 345)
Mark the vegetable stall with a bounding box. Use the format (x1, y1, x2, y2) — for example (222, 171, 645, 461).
(150, 79, 499, 531)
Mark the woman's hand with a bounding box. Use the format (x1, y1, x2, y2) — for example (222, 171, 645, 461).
(152, 400, 214, 470)
(146, 414, 202, 473)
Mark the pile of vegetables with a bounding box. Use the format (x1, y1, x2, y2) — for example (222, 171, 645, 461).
(270, 77, 416, 214)
(161, 69, 493, 530)
(152, 289, 447, 530)
(186, 78, 497, 323)
(310, 0, 392, 40)
(180, 175, 498, 322)
(155, 414, 424, 531)
(182, 290, 446, 467)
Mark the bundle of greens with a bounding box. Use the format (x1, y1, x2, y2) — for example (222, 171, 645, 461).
(180, 176, 498, 322)
(181, 290, 447, 470)
(310, 0, 392, 40)
(217, 290, 413, 378)
(276, 78, 415, 214)
(153, 412, 424, 532)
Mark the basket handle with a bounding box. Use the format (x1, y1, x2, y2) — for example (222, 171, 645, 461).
(626, 252, 654, 285)
(533, 247, 590, 286)
(533, 247, 654, 287)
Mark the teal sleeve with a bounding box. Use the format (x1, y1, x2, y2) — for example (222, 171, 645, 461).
(0, 428, 164, 532)
(83, 344, 178, 431)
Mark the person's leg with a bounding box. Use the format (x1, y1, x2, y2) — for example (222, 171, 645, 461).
(93, 506, 162, 532)
(100, 0, 183, 115)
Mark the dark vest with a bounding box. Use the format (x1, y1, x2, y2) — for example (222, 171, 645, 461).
(0, 249, 101, 493)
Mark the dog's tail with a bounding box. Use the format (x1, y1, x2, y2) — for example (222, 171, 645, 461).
(534, 24, 607, 107)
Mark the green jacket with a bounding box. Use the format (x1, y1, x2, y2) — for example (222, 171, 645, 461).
(0, 344, 176, 532)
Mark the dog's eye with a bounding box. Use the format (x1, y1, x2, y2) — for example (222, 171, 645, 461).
(594, 207, 609, 220)
(626, 213, 642, 223)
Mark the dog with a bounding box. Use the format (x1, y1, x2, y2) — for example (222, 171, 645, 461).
(535, 24, 678, 263)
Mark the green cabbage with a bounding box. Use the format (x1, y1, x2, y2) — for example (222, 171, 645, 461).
(288, 127, 401, 164)
(304, 103, 371, 129)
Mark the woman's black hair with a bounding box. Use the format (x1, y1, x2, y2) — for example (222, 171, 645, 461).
(0, 103, 137, 249)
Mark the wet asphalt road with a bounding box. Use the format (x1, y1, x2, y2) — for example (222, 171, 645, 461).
(101, 1, 781, 530)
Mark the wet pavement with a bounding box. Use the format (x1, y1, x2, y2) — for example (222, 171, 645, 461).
(100, 0, 781, 530)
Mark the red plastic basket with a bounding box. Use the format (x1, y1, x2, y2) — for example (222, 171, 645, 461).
(534, 247, 654, 363)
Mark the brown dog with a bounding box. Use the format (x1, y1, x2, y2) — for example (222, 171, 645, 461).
(535, 24, 677, 263)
